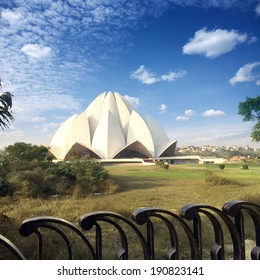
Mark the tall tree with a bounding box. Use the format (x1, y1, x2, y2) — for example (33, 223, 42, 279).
(238, 96, 260, 142)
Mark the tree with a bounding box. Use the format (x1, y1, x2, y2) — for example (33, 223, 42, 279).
(0, 77, 14, 129)
(238, 96, 260, 142)
(5, 142, 49, 162)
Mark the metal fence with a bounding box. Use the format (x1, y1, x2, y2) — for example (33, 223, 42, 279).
(1, 200, 259, 260)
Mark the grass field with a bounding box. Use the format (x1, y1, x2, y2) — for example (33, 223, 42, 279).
(104, 162, 260, 211)
(1, 162, 260, 222)
(0, 162, 259, 259)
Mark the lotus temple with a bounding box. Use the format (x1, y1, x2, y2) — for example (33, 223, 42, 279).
(49, 91, 177, 161)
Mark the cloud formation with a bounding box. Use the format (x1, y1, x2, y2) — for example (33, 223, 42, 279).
(183, 28, 250, 58)
(1, 9, 22, 25)
(0, 0, 175, 149)
(229, 62, 260, 85)
(130, 65, 187, 84)
(176, 109, 195, 121)
(130, 65, 159, 85)
(21, 44, 53, 59)
(203, 109, 225, 117)
(161, 70, 187, 81)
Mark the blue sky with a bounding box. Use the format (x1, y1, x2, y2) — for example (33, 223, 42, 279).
(0, 0, 260, 149)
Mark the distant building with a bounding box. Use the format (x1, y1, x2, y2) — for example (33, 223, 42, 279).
(158, 156, 226, 164)
(49, 91, 177, 160)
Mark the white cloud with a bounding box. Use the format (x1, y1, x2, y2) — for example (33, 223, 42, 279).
(176, 109, 195, 121)
(131, 65, 187, 84)
(161, 70, 187, 81)
(124, 95, 141, 108)
(130, 65, 159, 85)
(183, 28, 249, 58)
(256, 3, 260, 15)
(1, 9, 22, 25)
(229, 61, 260, 85)
(176, 116, 189, 121)
(203, 109, 225, 117)
(159, 103, 167, 114)
(21, 44, 53, 59)
(184, 109, 195, 117)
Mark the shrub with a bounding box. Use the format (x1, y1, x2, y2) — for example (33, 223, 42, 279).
(51, 156, 109, 185)
(5, 156, 116, 198)
(241, 164, 249, 170)
(7, 169, 57, 198)
(218, 164, 225, 170)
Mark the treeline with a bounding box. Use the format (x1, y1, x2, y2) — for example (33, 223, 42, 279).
(0, 142, 117, 198)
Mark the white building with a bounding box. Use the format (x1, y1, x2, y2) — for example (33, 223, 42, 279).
(50, 91, 177, 160)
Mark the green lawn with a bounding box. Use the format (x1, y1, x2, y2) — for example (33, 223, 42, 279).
(103, 163, 260, 211)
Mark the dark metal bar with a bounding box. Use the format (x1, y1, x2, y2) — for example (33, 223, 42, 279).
(80, 211, 149, 259)
(19, 216, 96, 259)
(132, 207, 199, 260)
(0, 234, 25, 260)
(223, 200, 260, 260)
(180, 203, 242, 259)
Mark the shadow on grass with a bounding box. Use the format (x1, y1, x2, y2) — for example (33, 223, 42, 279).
(112, 175, 166, 193)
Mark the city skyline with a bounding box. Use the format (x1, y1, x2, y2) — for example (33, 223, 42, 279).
(0, 1, 260, 149)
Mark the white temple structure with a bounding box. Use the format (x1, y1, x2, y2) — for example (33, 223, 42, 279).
(49, 91, 177, 160)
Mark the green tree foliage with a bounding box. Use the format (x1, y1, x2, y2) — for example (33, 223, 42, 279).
(238, 96, 260, 142)
(251, 122, 260, 143)
(0, 91, 14, 129)
(5, 142, 49, 163)
(56, 156, 108, 184)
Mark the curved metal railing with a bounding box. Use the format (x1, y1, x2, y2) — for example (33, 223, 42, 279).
(19, 216, 96, 259)
(79, 211, 149, 259)
(1, 200, 259, 260)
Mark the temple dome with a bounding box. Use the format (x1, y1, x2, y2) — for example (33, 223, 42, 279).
(49, 91, 177, 160)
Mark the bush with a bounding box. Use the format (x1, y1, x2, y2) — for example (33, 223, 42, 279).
(241, 164, 249, 170)
(218, 164, 225, 170)
(51, 156, 109, 185)
(7, 169, 57, 198)
(5, 156, 116, 198)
